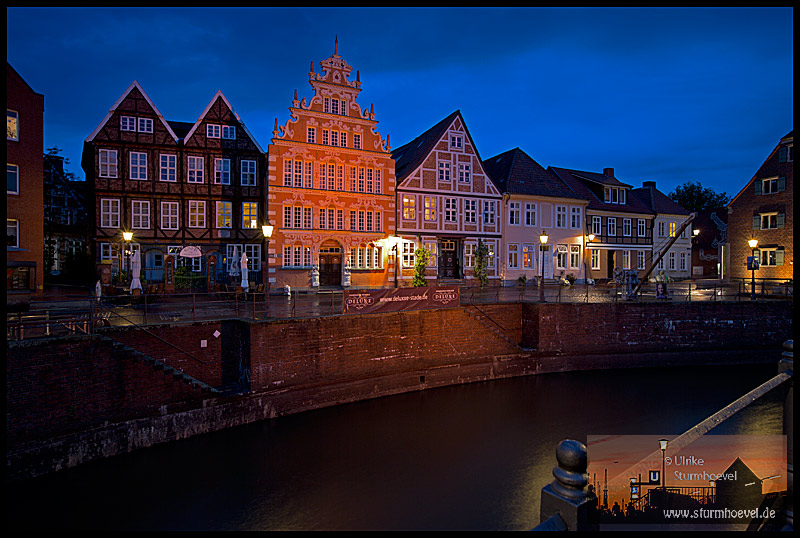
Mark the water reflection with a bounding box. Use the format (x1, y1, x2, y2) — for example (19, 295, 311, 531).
(7, 361, 784, 531)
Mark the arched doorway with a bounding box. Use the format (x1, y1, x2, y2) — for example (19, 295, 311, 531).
(319, 239, 342, 286)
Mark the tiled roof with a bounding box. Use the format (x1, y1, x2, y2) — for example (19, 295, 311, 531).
(391, 110, 462, 180)
(549, 166, 654, 215)
(482, 148, 585, 201)
(630, 184, 690, 215)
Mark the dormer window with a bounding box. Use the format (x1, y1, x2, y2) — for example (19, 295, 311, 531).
(450, 135, 462, 150)
(604, 186, 627, 204)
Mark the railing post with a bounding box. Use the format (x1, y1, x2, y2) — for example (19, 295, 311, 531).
(779, 340, 793, 530)
(539, 439, 597, 531)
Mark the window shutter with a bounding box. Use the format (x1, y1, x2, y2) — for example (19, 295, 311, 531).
(754, 180, 761, 195)
(779, 146, 788, 162)
(777, 176, 786, 192)
(777, 213, 785, 228)
(752, 215, 760, 230)
(776, 249, 784, 266)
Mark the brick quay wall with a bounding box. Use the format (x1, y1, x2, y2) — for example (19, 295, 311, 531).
(6, 301, 792, 481)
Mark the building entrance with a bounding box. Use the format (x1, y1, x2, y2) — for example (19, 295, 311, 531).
(319, 241, 342, 286)
(438, 239, 460, 278)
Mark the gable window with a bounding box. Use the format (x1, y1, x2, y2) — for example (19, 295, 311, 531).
(241, 160, 256, 186)
(438, 161, 451, 182)
(99, 149, 118, 178)
(637, 219, 646, 237)
(188, 156, 204, 183)
(307, 127, 316, 144)
(138, 117, 153, 133)
(778, 144, 793, 163)
(131, 200, 150, 229)
(214, 158, 231, 185)
(450, 135, 462, 149)
(7, 109, 18, 141)
(100, 198, 120, 228)
(759, 212, 782, 230)
(222, 125, 236, 139)
(206, 124, 221, 138)
(130, 152, 147, 180)
(242, 202, 258, 229)
(7, 164, 19, 194)
(509, 202, 521, 225)
(188, 200, 205, 228)
(120, 116, 137, 132)
(758, 176, 785, 195)
(525, 203, 537, 227)
(458, 163, 471, 183)
(160, 154, 176, 182)
(161, 201, 179, 230)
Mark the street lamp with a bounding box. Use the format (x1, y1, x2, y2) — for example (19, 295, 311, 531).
(748, 238, 758, 301)
(585, 234, 595, 301)
(262, 223, 274, 318)
(539, 230, 549, 303)
(659, 438, 669, 489)
(122, 231, 133, 287)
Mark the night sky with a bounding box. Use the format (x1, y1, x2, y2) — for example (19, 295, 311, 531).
(6, 7, 793, 199)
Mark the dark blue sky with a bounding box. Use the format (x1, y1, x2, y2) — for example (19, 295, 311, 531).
(7, 7, 793, 198)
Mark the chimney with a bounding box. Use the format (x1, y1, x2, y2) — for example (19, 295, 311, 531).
(642, 181, 656, 189)
(603, 167, 614, 178)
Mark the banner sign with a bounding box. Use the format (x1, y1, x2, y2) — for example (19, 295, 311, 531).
(343, 286, 460, 314)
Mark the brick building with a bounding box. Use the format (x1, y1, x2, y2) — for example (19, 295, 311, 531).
(392, 110, 502, 285)
(44, 153, 90, 280)
(482, 147, 589, 285)
(7, 62, 45, 304)
(82, 81, 267, 293)
(690, 206, 727, 278)
(726, 131, 793, 282)
(267, 40, 396, 290)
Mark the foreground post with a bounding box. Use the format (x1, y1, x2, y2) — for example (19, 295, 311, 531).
(780, 340, 793, 530)
(538, 439, 596, 531)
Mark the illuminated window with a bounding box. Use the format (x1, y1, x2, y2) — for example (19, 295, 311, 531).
(669, 222, 676, 237)
(242, 202, 258, 229)
(424, 197, 437, 221)
(591, 249, 600, 270)
(622, 250, 630, 269)
(403, 195, 416, 220)
(7, 109, 18, 141)
(188, 200, 205, 228)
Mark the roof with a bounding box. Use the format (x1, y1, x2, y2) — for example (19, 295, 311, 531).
(482, 147, 585, 201)
(183, 90, 264, 152)
(728, 130, 793, 207)
(391, 110, 463, 180)
(167, 121, 194, 140)
(549, 166, 654, 215)
(630, 183, 690, 216)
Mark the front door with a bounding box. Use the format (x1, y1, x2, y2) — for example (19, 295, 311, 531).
(439, 240, 459, 278)
(319, 254, 341, 286)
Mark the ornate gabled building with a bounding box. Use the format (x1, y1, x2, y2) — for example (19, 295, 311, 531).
(267, 41, 396, 290)
(726, 131, 793, 282)
(82, 81, 266, 291)
(483, 148, 589, 285)
(549, 167, 655, 281)
(392, 110, 503, 285)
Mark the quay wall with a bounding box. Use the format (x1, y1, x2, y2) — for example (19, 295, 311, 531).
(6, 301, 792, 481)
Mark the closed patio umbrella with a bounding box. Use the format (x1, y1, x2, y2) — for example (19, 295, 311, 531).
(240, 250, 249, 292)
(130, 249, 143, 292)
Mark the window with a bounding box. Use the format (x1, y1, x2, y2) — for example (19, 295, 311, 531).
(638, 219, 646, 237)
(130, 152, 147, 180)
(307, 127, 316, 144)
(322, 129, 329, 146)
(402, 195, 415, 220)
(374, 168, 381, 194)
(242, 202, 258, 229)
(508, 244, 519, 269)
(7, 219, 19, 247)
(445, 198, 457, 223)
(354, 133, 362, 150)
(465, 200, 477, 224)
(556, 245, 567, 270)
(668, 252, 676, 270)
(214, 158, 231, 185)
(222, 126, 236, 139)
(525, 203, 537, 227)
(357, 167, 365, 192)
(331, 131, 339, 147)
(458, 163, 471, 183)
(509, 202, 521, 225)
(188, 200, 205, 228)
(293, 159, 303, 188)
(206, 124, 221, 138)
(638, 251, 646, 270)
(591, 249, 600, 270)
(759, 212, 780, 229)
(7, 109, 18, 141)
(241, 160, 256, 186)
(402, 241, 415, 267)
(100, 198, 120, 228)
(669, 222, 676, 237)
(570, 244, 581, 269)
(161, 201, 179, 230)
(438, 161, 451, 182)
(120, 116, 136, 131)
(604, 186, 625, 204)
(331, 98, 339, 115)
(323, 98, 330, 113)
(759, 177, 784, 195)
(451, 135, 462, 149)
(138, 117, 153, 133)
(99, 149, 118, 178)
(483, 200, 495, 225)
(607, 218, 617, 237)
(680, 252, 687, 271)
(366, 168, 374, 193)
(522, 244, 535, 269)
(464, 243, 476, 268)
(592, 216, 602, 235)
(216, 201, 232, 229)
(571, 207, 582, 229)
(778, 144, 793, 163)
(7, 164, 19, 194)
(555, 206, 567, 228)
(188, 156, 204, 183)
(658, 221, 665, 237)
(757, 248, 784, 267)
(622, 250, 631, 269)
(623, 218, 632, 237)
(160, 154, 176, 182)
(341, 132, 347, 148)
(131, 200, 150, 229)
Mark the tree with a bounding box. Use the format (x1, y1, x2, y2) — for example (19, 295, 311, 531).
(473, 239, 490, 287)
(412, 245, 433, 287)
(667, 181, 730, 212)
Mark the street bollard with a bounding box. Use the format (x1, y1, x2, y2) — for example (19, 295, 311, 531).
(539, 439, 597, 531)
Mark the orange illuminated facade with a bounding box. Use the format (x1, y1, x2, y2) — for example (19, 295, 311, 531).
(267, 41, 395, 289)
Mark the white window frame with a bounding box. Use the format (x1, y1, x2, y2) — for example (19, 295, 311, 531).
(222, 125, 236, 140)
(188, 200, 205, 228)
(120, 116, 137, 132)
(403, 195, 416, 220)
(445, 198, 458, 223)
(623, 218, 632, 237)
(592, 216, 601, 235)
(129, 151, 147, 180)
(464, 199, 477, 224)
(206, 124, 221, 138)
(607, 218, 617, 237)
(131, 200, 150, 229)
(508, 243, 520, 270)
(450, 135, 463, 149)
(100, 198, 120, 228)
(483, 200, 495, 225)
(99, 149, 118, 178)
(7, 219, 19, 248)
(242, 202, 259, 229)
(522, 244, 535, 269)
(402, 241, 416, 268)
(160, 154, 176, 182)
(622, 250, 631, 270)
(458, 163, 471, 183)
(555, 206, 567, 228)
(216, 201, 232, 229)
(161, 201, 179, 230)
(591, 249, 600, 270)
(438, 161, 451, 182)
(7, 163, 19, 194)
(214, 158, 231, 185)
(525, 203, 537, 227)
(188, 156, 204, 183)
(556, 244, 568, 270)
(138, 117, 153, 133)
(570, 207, 582, 229)
(509, 202, 521, 226)
(570, 244, 581, 269)
(637, 219, 646, 237)
(241, 159, 256, 186)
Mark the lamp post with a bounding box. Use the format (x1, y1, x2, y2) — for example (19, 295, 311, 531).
(659, 438, 669, 489)
(391, 237, 400, 288)
(262, 223, 274, 318)
(748, 238, 758, 301)
(122, 231, 133, 287)
(539, 230, 549, 303)
(585, 233, 595, 301)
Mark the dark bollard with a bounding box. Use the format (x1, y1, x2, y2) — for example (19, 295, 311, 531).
(539, 439, 596, 531)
